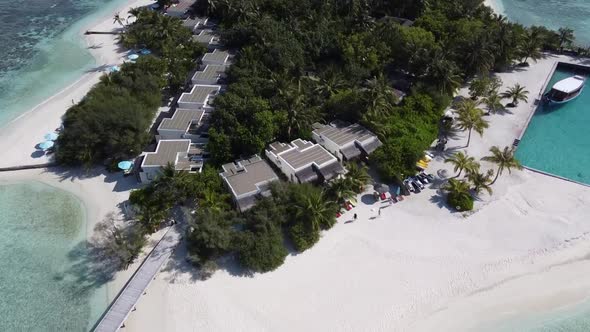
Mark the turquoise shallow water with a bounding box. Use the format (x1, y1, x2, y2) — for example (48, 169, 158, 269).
(0, 0, 125, 127)
(0, 181, 107, 331)
(515, 65, 590, 185)
(497, 0, 590, 46)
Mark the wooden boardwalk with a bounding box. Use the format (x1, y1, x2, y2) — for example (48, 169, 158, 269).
(92, 224, 182, 332)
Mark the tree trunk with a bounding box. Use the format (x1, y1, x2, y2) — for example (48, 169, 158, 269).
(490, 167, 501, 185)
(466, 128, 472, 147)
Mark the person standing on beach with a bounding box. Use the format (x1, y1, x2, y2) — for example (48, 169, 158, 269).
(354, 213, 357, 221)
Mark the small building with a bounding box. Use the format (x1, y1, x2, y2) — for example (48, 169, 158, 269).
(165, 0, 193, 18)
(265, 139, 345, 184)
(157, 109, 210, 143)
(311, 122, 382, 162)
(139, 139, 206, 182)
(192, 29, 220, 49)
(191, 64, 228, 85)
(177, 84, 220, 110)
(201, 49, 231, 66)
(182, 17, 208, 32)
(220, 155, 279, 212)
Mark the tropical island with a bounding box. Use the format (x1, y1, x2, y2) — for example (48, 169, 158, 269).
(1, 0, 590, 331)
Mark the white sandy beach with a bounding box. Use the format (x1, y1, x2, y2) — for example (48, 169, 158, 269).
(119, 54, 590, 332)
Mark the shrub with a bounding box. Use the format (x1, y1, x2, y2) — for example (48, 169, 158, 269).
(236, 223, 288, 273)
(447, 192, 474, 211)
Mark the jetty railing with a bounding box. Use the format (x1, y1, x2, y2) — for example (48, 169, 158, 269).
(91, 224, 182, 332)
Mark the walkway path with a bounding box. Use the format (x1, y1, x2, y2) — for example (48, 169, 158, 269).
(92, 224, 182, 332)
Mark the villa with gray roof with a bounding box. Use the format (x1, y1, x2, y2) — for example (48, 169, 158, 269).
(201, 49, 231, 66)
(139, 139, 206, 183)
(157, 109, 210, 143)
(220, 155, 279, 212)
(192, 29, 220, 49)
(165, 0, 193, 18)
(191, 64, 228, 85)
(311, 122, 382, 162)
(182, 17, 208, 32)
(265, 139, 345, 184)
(177, 84, 220, 110)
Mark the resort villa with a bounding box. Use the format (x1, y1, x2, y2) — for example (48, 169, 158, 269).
(156, 109, 210, 143)
(139, 139, 206, 183)
(182, 17, 208, 32)
(265, 139, 346, 184)
(201, 49, 231, 66)
(177, 84, 220, 110)
(164, 0, 193, 18)
(191, 64, 228, 85)
(220, 155, 280, 212)
(193, 29, 221, 49)
(311, 122, 382, 162)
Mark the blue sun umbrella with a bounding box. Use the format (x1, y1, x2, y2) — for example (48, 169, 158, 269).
(127, 54, 139, 60)
(39, 141, 54, 151)
(109, 65, 120, 73)
(44, 132, 58, 141)
(140, 49, 152, 55)
(118, 160, 133, 171)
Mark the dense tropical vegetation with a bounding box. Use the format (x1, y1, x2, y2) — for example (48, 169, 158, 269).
(56, 9, 205, 167)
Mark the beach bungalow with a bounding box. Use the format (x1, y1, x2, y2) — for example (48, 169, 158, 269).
(177, 84, 220, 110)
(156, 109, 210, 144)
(139, 139, 206, 183)
(165, 0, 193, 18)
(220, 155, 280, 212)
(265, 139, 346, 184)
(201, 49, 231, 66)
(191, 64, 228, 85)
(311, 122, 382, 162)
(182, 16, 208, 32)
(192, 29, 220, 49)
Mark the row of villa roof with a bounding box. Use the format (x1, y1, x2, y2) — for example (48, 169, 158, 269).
(138, 12, 232, 183)
(220, 122, 383, 212)
(137, 1, 383, 212)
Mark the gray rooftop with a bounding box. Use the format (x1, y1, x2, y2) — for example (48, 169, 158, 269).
(166, 0, 193, 15)
(193, 29, 217, 44)
(202, 49, 230, 64)
(278, 139, 336, 170)
(179, 85, 219, 104)
(191, 64, 227, 82)
(221, 155, 279, 198)
(313, 123, 378, 147)
(143, 140, 190, 167)
(182, 17, 207, 30)
(159, 109, 204, 131)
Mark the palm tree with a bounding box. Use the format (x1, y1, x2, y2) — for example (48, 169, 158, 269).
(465, 35, 495, 74)
(442, 179, 472, 204)
(444, 151, 478, 178)
(113, 13, 124, 26)
(481, 146, 523, 184)
(427, 51, 462, 95)
(482, 91, 504, 115)
(454, 100, 489, 147)
(466, 169, 494, 196)
(345, 162, 372, 192)
(328, 178, 357, 205)
(295, 190, 335, 232)
(519, 30, 542, 64)
(284, 79, 314, 140)
(501, 83, 529, 106)
(558, 27, 575, 53)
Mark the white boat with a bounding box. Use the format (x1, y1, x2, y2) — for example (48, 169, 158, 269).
(544, 75, 585, 104)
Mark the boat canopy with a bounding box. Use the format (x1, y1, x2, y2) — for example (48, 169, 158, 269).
(552, 76, 584, 93)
